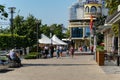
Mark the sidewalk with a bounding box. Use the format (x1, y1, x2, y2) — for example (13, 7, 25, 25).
(0, 55, 120, 80)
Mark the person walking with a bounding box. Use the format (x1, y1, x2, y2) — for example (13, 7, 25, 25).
(56, 46, 60, 58)
(70, 46, 74, 58)
(50, 45, 54, 58)
(59, 46, 63, 57)
(44, 45, 49, 58)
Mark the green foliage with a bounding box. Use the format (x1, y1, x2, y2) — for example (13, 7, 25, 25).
(94, 15, 106, 45)
(95, 16, 107, 26)
(96, 45, 104, 51)
(105, 0, 119, 15)
(96, 32, 104, 45)
(41, 24, 64, 39)
(24, 52, 41, 59)
(2, 14, 67, 48)
(0, 56, 8, 61)
(13, 14, 41, 47)
(112, 24, 119, 36)
(40, 24, 50, 37)
(0, 5, 8, 19)
(0, 34, 28, 49)
(65, 29, 70, 38)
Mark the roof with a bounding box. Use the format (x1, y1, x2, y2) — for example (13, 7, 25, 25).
(106, 11, 120, 24)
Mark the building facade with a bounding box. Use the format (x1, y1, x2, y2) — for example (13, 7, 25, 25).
(68, 0, 108, 50)
(101, 5, 120, 53)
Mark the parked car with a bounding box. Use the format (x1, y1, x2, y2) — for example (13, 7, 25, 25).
(0, 51, 9, 70)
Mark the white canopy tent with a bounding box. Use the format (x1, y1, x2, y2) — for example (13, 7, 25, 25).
(39, 34, 59, 44)
(39, 34, 67, 45)
(38, 34, 52, 44)
(52, 35, 67, 45)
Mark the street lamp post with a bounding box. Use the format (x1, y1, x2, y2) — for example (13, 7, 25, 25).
(93, 26, 97, 60)
(50, 27, 54, 45)
(50, 27, 54, 58)
(35, 20, 41, 56)
(8, 7, 16, 48)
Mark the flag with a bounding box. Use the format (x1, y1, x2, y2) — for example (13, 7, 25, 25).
(90, 15, 93, 31)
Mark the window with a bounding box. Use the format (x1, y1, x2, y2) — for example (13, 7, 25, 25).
(97, 6, 101, 13)
(90, 6, 97, 13)
(85, 27, 90, 37)
(71, 27, 83, 38)
(85, 6, 89, 13)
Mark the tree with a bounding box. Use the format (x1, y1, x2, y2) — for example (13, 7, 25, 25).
(13, 14, 41, 47)
(105, 0, 119, 15)
(50, 24, 63, 39)
(94, 15, 107, 45)
(0, 5, 8, 19)
(13, 15, 25, 35)
(40, 24, 50, 37)
(63, 28, 70, 38)
(40, 24, 64, 39)
(94, 15, 107, 27)
(105, 0, 119, 36)
(13, 14, 66, 47)
(112, 24, 119, 36)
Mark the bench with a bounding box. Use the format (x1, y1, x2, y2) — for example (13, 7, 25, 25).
(104, 50, 120, 66)
(104, 51, 118, 61)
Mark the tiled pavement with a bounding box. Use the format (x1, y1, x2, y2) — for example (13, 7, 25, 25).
(1, 55, 120, 80)
(101, 60, 120, 74)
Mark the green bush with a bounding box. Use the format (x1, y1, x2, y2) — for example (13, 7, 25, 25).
(24, 52, 41, 59)
(96, 46, 104, 51)
(0, 34, 28, 49)
(0, 56, 8, 61)
(24, 55, 37, 59)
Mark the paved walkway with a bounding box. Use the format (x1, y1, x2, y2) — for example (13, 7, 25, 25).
(0, 55, 120, 80)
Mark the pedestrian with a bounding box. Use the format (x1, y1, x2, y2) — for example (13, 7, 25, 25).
(50, 45, 54, 58)
(56, 46, 60, 58)
(44, 45, 49, 58)
(59, 46, 63, 57)
(80, 46, 82, 52)
(66, 49, 69, 57)
(70, 46, 74, 58)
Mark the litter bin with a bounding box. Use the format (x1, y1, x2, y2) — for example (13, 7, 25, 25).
(97, 51, 105, 66)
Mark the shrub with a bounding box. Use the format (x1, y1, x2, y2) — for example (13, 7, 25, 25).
(24, 52, 41, 59)
(96, 46, 104, 51)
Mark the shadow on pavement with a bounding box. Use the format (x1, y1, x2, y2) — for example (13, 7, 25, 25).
(22, 63, 96, 67)
(0, 69, 14, 73)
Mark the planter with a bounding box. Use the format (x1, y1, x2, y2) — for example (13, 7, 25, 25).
(96, 50, 105, 66)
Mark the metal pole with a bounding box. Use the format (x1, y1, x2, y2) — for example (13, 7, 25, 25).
(50, 32, 52, 45)
(94, 34, 97, 60)
(90, 30, 93, 53)
(10, 10, 13, 48)
(36, 21, 39, 56)
(8, 7, 16, 49)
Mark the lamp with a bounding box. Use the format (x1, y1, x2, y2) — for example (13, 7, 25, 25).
(8, 7, 16, 48)
(35, 20, 41, 55)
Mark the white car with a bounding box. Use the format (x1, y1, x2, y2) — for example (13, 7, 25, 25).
(0, 51, 9, 70)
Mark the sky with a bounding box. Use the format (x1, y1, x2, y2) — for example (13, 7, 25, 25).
(0, 0, 76, 27)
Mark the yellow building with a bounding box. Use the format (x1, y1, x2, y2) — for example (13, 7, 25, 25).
(68, 0, 108, 50)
